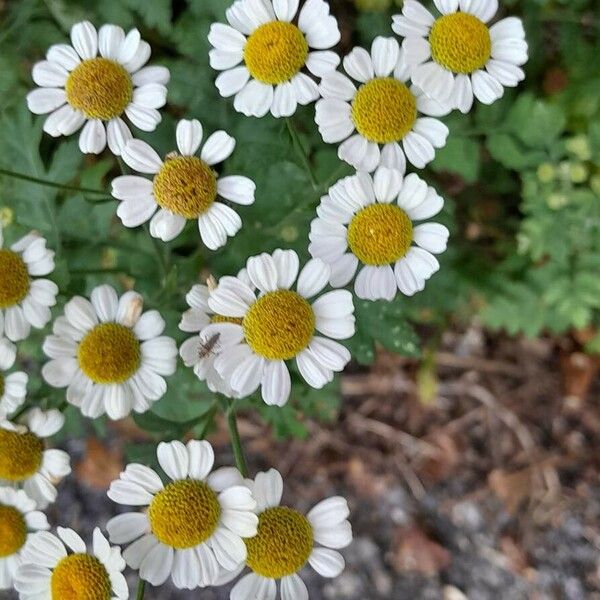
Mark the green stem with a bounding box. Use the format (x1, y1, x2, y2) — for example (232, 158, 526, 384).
(144, 224, 169, 283)
(0, 168, 108, 195)
(285, 118, 319, 190)
(136, 579, 146, 600)
(226, 404, 249, 478)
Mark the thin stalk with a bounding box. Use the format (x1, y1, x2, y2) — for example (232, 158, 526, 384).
(0, 168, 108, 195)
(226, 404, 248, 478)
(136, 579, 146, 600)
(285, 118, 319, 190)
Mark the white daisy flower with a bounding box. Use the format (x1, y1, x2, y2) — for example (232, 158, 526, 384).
(310, 167, 449, 300)
(231, 468, 352, 600)
(14, 527, 128, 599)
(41, 285, 177, 421)
(179, 271, 252, 398)
(0, 487, 49, 590)
(315, 36, 450, 173)
(209, 0, 341, 118)
(393, 0, 528, 113)
(0, 408, 71, 509)
(0, 227, 58, 342)
(106, 440, 258, 589)
(112, 119, 256, 249)
(26, 21, 170, 155)
(0, 365, 27, 417)
(205, 249, 355, 407)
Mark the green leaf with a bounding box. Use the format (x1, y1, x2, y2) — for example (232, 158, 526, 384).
(431, 136, 481, 183)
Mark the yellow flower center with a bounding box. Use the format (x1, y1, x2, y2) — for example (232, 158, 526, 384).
(244, 21, 309, 85)
(153, 156, 218, 219)
(246, 507, 313, 579)
(0, 504, 27, 557)
(77, 323, 140, 385)
(210, 314, 244, 325)
(51, 554, 112, 600)
(429, 12, 492, 74)
(148, 480, 221, 549)
(348, 204, 413, 265)
(65, 57, 133, 120)
(351, 78, 417, 144)
(0, 249, 30, 309)
(0, 429, 44, 482)
(243, 290, 315, 361)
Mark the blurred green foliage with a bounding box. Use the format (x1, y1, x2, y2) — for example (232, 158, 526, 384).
(0, 0, 598, 445)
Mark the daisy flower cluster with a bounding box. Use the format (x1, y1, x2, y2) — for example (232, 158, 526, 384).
(0, 0, 528, 597)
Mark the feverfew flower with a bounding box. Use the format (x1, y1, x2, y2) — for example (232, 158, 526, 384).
(113, 119, 256, 249)
(15, 527, 128, 599)
(206, 249, 355, 407)
(231, 469, 352, 600)
(209, 0, 341, 118)
(42, 285, 177, 420)
(0, 487, 49, 590)
(393, 0, 528, 112)
(107, 440, 258, 589)
(0, 228, 58, 342)
(179, 271, 252, 397)
(316, 37, 449, 173)
(309, 168, 449, 300)
(26, 21, 169, 155)
(0, 409, 71, 509)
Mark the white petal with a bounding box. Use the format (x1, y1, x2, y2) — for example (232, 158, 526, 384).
(261, 360, 291, 407)
(176, 119, 203, 156)
(271, 82, 297, 118)
(371, 36, 399, 77)
(413, 222, 449, 254)
(32, 60, 68, 87)
(247, 253, 279, 293)
(309, 547, 345, 577)
(98, 24, 125, 60)
(71, 21, 98, 60)
(281, 574, 309, 600)
(234, 80, 274, 118)
(297, 258, 330, 298)
(343, 46, 374, 83)
(122, 139, 163, 174)
(26, 88, 66, 115)
(78, 119, 107, 155)
(200, 131, 236, 165)
(186, 439, 215, 480)
(125, 104, 161, 132)
(215, 66, 251, 97)
(106, 117, 133, 156)
(157, 440, 189, 481)
(471, 69, 505, 105)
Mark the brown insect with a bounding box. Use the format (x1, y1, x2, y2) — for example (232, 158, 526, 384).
(197, 333, 221, 359)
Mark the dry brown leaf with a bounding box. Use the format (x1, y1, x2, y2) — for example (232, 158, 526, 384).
(560, 351, 599, 403)
(75, 437, 123, 490)
(488, 467, 532, 514)
(391, 525, 451, 576)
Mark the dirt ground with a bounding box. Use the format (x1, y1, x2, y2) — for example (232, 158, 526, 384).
(2, 325, 599, 600)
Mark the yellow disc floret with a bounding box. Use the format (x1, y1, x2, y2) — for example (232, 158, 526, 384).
(153, 156, 218, 219)
(351, 78, 417, 144)
(0, 249, 30, 309)
(0, 505, 27, 557)
(348, 204, 413, 265)
(51, 554, 112, 600)
(148, 480, 221, 549)
(244, 21, 309, 85)
(246, 507, 313, 579)
(65, 58, 133, 121)
(210, 314, 244, 326)
(0, 429, 44, 482)
(77, 323, 140, 384)
(429, 13, 491, 74)
(243, 290, 315, 361)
